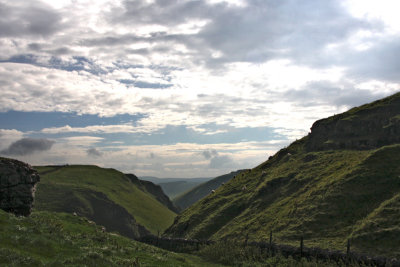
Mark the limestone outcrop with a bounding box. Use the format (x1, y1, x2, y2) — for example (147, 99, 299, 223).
(306, 93, 400, 151)
(0, 158, 40, 216)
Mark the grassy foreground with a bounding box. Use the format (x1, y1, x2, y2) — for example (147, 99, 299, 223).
(0, 209, 220, 266)
(0, 209, 371, 266)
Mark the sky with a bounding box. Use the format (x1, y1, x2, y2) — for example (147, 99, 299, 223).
(0, 0, 399, 178)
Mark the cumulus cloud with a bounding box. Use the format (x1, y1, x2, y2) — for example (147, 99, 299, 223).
(86, 148, 102, 157)
(0, 0, 399, 177)
(0, 138, 54, 156)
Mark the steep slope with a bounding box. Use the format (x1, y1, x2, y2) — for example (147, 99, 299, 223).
(34, 165, 176, 237)
(173, 170, 246, 211)
(165, 92, 400, 257)
(126, 173, 178, 213)
(141, 176, 212, 199)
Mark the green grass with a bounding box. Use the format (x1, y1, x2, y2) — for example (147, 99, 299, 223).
(173, 170, 243, 211)
(34, 165, 176, 234)
(0, 209, 222, 266)
(166, 93, 400, 257)
(166, 144, 400, 257)
(197, 241, 370, 267)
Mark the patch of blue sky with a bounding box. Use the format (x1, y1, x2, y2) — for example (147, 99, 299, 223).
(0, 111, 144, 132)
(25, 123, 285, 148)
(119, 79, 173, 89)
(0, 54, 108, 75)
(97, 124, 285, 146)
(137, 124, 286, 145)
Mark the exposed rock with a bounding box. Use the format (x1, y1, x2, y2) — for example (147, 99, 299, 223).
(0, 158, 40, 216)
(306, 93, 400, 151)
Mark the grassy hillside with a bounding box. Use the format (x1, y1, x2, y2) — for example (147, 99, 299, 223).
(173, 170, 245, 211)
(159, 181, 205, 199)
(34, 165, 176, 235)
(165, 92, 400, 257)
(141, 177, 212, 199)
(0, 209, 221, 266)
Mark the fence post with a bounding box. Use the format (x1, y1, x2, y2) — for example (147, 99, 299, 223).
(300, 236, 304, 258)
(269, 231, 273, 256)
(346, 239, 351, 257)
(269, 231, 272, 247)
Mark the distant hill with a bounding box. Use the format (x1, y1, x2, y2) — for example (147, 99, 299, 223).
(165, 92, 400, 258)
(34, 165, 176, 238)
(173, 170, 247, 211)
(140, 176, 212, 199)
(141, 176, 212, 184)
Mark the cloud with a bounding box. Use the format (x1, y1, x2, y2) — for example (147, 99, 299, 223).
(347, 37, 400, 82)
(0, 0, 64, 38)
(284, 81, 388, 108)
(61, 136, 104, 146)
(202, 149, 218, 159)
(0, 138, 54, 156)
(209, 154, 234, 169)
(0, 0, 399, 178)
(86, 148, 102, 157)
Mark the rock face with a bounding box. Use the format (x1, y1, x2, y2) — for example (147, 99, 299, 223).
(306, 92, 400, 151)
(0, 158, 40, 216)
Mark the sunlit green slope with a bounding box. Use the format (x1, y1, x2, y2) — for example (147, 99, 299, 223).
(34, 165, 176, 235)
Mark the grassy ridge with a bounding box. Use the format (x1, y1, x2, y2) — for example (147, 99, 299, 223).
(167, 143, 400, 256)
(0, 209, 221, 266)
(166, 97, 400, 259)
(34, 165, 176, 234)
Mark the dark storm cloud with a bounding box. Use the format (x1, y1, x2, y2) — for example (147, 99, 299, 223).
(0, 1, 64, 37)
(1, 138, 54, 156)
(87, 148, 102, 157)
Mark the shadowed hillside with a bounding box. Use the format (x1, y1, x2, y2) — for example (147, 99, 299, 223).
(173, 170, 246, 211)
(141, 177, 212, 199)
(165, 92, 400, 257)
(34, 165, 177, 237)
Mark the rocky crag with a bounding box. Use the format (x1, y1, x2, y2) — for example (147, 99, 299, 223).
(0, 157, 40, 216)
(306, 93, 400, 151)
